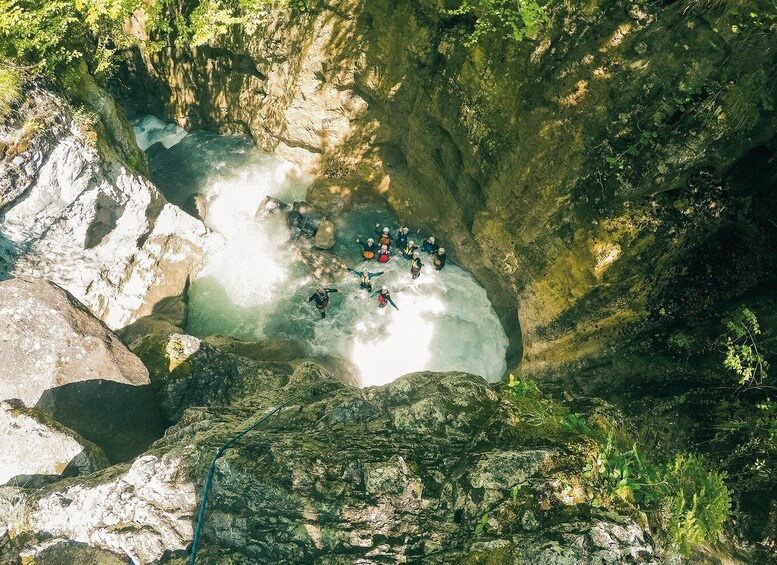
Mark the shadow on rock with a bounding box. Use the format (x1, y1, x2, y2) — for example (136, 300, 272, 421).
(36, 380, 162, 464)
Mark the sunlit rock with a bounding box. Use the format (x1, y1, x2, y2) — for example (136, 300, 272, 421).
(313, 218, 336, 249)
(0, 400, 109, 487)
(0, 87, 220, 329)
(0, 277, 162, 462)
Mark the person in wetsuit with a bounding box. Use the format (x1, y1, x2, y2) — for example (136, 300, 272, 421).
(371, 286, 398, 310)
(377, 244, 391, 263)
(395, 226, 410, 250)
(401, 240, 418, 260)
(308, 286, 338, 318)
(433, 247, 447, 271)
(422, 236, 439, 254)
(357, 237, 378, 260)
(410, 251, 423, 279)
(375, 224, 392, 248)
(347, 267, 384, 292)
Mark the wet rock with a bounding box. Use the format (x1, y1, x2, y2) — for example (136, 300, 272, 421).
(0, 277, 162, 462)
(255, 195, 291, 219)
(313, 218, 336, 249)
(287, 200, 324, 236)
(0, 400, 109, 488)
(182, 192, 209, 220)
(128, 331, 292, 422)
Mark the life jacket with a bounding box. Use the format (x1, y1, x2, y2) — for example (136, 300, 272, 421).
(403, 245, 416, 257)
(434, 255, 446, 269)
(362, 243, 377, 260)
(411, 258, 422, 270)
(360, 273, 371, 286)
(378, 251, 390, 263)
(379, 234, 391, 247)
(377, 293, 387, 307)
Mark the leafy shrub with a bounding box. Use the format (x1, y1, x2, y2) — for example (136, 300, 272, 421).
(447, 0, 551, 47)
(0, 0, 144, 77)
(662, 454, 730, 555)
(723, 307, 768, 386)
(506, 373, 540, 398)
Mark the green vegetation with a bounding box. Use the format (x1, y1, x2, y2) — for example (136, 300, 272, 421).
(446, 0, 551, 47)
(724, 306, 768, 386)
(0, 0, 146, 77)
(149, 0, 305, 48)
(502, 377, 731, 555)
(0, 65, 22, 119)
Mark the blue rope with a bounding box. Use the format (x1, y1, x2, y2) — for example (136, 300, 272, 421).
(189, 401, 293, 564)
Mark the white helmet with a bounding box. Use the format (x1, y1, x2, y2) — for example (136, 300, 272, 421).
(362, 269, 369, 274)
(412, 251, 419, 257)
(367, 237, 374, 244)
(402, 227, 409, 234)
(382, 286, 387, 291)
(438, 248, 445, 254)
(381, 244, 388, 250)
(428, 236, 435, 243)
(408, 240, 415, 246)
(383, 227, 389, 234)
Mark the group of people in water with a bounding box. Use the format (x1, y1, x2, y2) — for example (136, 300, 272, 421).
(308, 223, 448, 318)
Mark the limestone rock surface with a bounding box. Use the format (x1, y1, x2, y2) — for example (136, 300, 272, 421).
(0, 400, 109, 487)
(0, 85, 221, 329)
(7, 362, 661, 564)
(0, 277, 162, 462)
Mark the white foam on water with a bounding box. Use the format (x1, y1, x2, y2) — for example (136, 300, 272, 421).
(133, 116, 188, 151)
(136, 117, 509, 387)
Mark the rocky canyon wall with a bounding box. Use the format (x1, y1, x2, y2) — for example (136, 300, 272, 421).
(122, 0, 777, 380)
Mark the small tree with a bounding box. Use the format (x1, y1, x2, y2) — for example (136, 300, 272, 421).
(723, 307, 768, 386)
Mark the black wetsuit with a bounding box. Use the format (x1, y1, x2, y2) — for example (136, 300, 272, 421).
(348, 268, 384, 291)
(371, 289, 398, 310)
(411, 256, 423, 279)
(433, 253, 446, 271)
(396, 231, 409, 249)
(422, 238, 439, 254)
(309, 288, 338, 318)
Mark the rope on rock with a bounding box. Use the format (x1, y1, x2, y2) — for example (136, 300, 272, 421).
(189, 400, 294, 564)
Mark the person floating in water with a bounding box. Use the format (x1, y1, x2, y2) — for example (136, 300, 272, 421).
(410, 251, 423, 279)
(347, 267, 384, 292)
(377, 244, 391, 263)
(357, 237, 378, 260)
(422, 236, 439, 254)
(308, 286, 338, 318)
(371, 286, 398, 310)
(401, 240, 418, 259)
(433, 247, 446, 271)
(375, 224, 392, 248)
(395, 226, 410, 249)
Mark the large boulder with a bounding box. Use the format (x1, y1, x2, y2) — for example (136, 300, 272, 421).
(0, 85, 220, 329)
(313, 218, 336, 249)
(0, 400, 108, 488)
(0, 277, 162, 462)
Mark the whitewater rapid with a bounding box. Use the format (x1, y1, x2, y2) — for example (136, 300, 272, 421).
(135, 116, 508, 387)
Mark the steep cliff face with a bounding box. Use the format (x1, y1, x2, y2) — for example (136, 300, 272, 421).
(123, 0, 777, 376)
(0, 76, 222, 329)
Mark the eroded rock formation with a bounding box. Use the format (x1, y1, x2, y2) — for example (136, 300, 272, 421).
(0, 77, 221, 330)
(125, 0, 777, 378)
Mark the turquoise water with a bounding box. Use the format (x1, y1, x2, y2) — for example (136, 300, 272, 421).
(134, 116, 508, 386)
